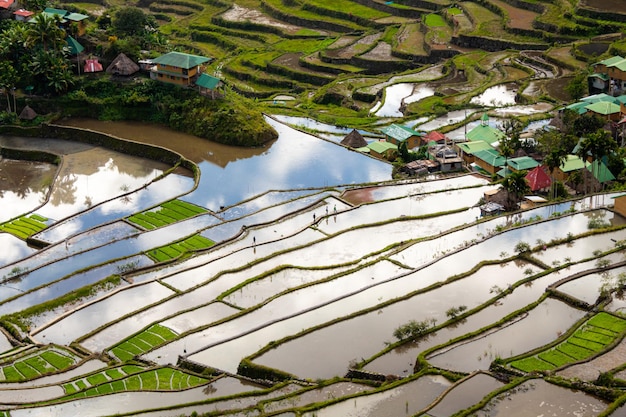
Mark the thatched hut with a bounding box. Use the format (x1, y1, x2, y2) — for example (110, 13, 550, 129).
(341, 129, 368, 148)
(18, 105, 37, 120)
(106, 53, 139, 76)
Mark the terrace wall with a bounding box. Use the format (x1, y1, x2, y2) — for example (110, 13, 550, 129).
(451, 34, 548, 52)
(259, 0, 357, 33)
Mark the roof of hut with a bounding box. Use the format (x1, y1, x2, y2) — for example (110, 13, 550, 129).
(106, 53, 139, 76)
(18, 105, 37, 120)
(341, 129, 368, 148)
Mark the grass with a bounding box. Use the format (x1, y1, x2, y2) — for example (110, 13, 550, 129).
(305, 0, 389, 20)
(509, 312, 626, 373)
(424, 14, 447, 27)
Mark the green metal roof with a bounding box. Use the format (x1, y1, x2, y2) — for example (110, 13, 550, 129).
(380, 124, 422, 142)
(507, 156, 539, 171)
(473, 148, 505, 167)
(608, 58, 626, 72)
(589, 73, 609, 81)
(65, 12, 88, 21)
(152, 52, 211, 69)
(580, 93, 616, 103)
(595, 56, 624, 66)
(66, 36, 84, 55)
(560, 155, 585, 172)
(586, 160, 615, 183)
(585, 101, 621, 115)
(196, 73, 221, 89)
(565, 101, 589, 114)
(367, 141, 397, 153)
(43, 7, 66, 16)
(456, 141, 492, 154)
(615, 95, 626, 104)
(465, 124, 505, 145)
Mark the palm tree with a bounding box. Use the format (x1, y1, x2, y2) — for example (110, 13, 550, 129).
(501, 170, 530, 211)
(543, 147, 567, 199)
(0, 62, 18, 112)
(26, 14, 65, 52)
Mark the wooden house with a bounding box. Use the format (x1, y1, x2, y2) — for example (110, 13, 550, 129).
(152, 52, 211, 87)
(195, 73, 223, 99)
(367, 141, 397, 160)
(13, 8, 33, 21)
(613, 194, 626, 218)
(380, 124, 423, 149)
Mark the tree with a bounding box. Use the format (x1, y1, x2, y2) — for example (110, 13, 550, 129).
(565, 72, 588, 100)
(501, 170, 530, 210)
(113, 7, 151, 36)
(0, 61, 18, 112)
(543, 146, 568, 199)
(26, 14, 66, 52)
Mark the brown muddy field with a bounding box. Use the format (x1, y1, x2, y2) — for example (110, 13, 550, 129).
(489, 0, 538, 30)
(582, 0, 626, 13)
(220, 4, 309, 35)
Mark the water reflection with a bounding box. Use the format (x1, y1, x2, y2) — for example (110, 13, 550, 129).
(470, 84, 517, 107)
(0, 159, 56, 222)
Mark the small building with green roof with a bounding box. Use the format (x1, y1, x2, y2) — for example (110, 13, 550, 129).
(554, 155, 585, 181)
(585, 101, 621, 121)
(472, 148, 506, 175)
(465, 114, 505, 146)
(380, 124, 423, 149)
(507, 156, 539, 172)
(195, 73, 223, 99)
(367, 140, 397, 160)
(152, 51, 212, 87)
(456, 140, 492, 166)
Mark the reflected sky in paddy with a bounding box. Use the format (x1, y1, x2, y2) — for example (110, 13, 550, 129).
(183, 117, 392, 211)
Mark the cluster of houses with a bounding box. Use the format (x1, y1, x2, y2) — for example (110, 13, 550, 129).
(0, 4, 224, 98)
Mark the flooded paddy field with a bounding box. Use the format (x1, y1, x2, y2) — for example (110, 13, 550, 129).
(0, 118, 625, 416)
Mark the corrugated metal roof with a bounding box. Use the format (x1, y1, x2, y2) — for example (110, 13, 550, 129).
(196, 73, 221, 89)
(153, 52, 211, 69)
(456, 141, 492, 154)
(473, 148, 505, 166)
(596, 56, 624, 66)
(380, 124, 422, 142)
(466, 124, 505, 145)
(368, 141, 397, 153)
(508, 156, 539, 171)
(560, 155, 585, 172)
(585, 101, 621, 115)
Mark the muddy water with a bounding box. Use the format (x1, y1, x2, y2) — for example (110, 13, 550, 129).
(472, 378, 608, 416)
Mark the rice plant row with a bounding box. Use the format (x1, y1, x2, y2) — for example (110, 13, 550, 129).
(109, 324, 179, 362)
(127, 199, 207, 230)
(147, 234, 215, 262)
(60, 367, 208, 402)
(62, 364, 145, 394)
(509, 312, 626, 373)
(0, 214, 48, 240)
(0, 346, 81, 382)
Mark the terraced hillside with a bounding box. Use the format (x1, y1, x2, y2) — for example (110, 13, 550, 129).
(71, 0, 626, 122)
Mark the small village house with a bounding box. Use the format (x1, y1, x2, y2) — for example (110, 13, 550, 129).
(427, 144, 463, 172)
(31, 7, 89, 36)
(584, 101, 621, 122)
(471, 148, 505, 175)
(613, 194, 626, 218)
(455, 140, 492, 167)
(367, 140, 397, 160)
(553, 155, 585, 182)
(465, 113, 505, 146)
(590, 56, 626, 95)
(380, 124, 423, 149)
(507, 156, 539, 173)
(13, 8, 33, 21)
(195, 73, 223, 99)
(525, 165, 552, 192)
(152, 51, 211, 87)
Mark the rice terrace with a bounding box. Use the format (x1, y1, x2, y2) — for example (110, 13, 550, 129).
(4, 0, 626, 415)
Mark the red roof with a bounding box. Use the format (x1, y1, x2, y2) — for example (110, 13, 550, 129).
(424, 131, 447, 143)
(13, 8, 33, 16)
(525, 165, 552, 191)
(84, 59, 103, 73)
(0, 0, 15, 9)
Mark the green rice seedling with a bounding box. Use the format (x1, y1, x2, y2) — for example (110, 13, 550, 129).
(2, 366, 22, 381)
(557, 342, 594, 361)
(97, 383, 114, 394)
(573, 329, 614, 345)
(62, 382, 77, 394)
(538, 349, 575, 367)
(86, 373, 109, 386)
(140, 371, 158, 390)
(111, 380, 126, 391)
(105, 368, 125, 379)
(121, 365, 145, 375)
(41, 351, 77, 370)
(567, 336, 605, 352)
(510, 356, 555, 373)
(149, 324, 178, 340)
(14, 362, 40, 379)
